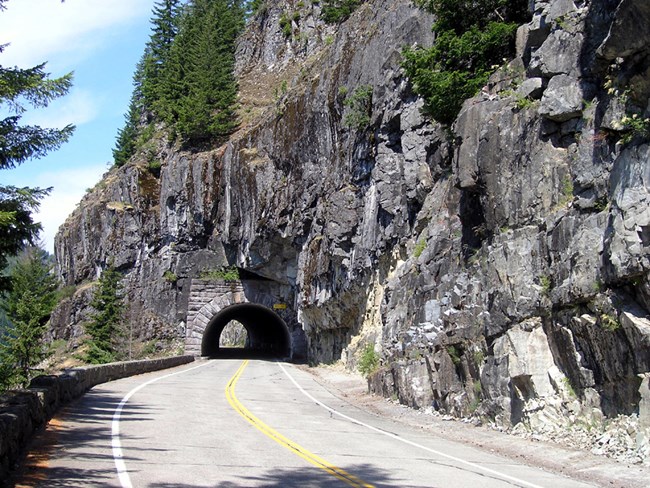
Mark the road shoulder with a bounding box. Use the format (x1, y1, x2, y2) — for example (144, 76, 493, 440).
(299, 363, 650, 488)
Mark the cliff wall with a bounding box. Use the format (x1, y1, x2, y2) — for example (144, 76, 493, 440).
(54, 0, 650, 462)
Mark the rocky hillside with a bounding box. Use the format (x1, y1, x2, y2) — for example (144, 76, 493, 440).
(53, 0, 650, 462)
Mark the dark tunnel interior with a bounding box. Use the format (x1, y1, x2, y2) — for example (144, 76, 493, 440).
(201, 303, 291, 359)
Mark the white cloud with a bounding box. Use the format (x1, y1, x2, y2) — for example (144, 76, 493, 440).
(0, 0, 152, 69)
(22, 88, 99, 128)
(31, 164, 109, 253)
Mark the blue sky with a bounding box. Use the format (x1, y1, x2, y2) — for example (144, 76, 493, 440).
(0, 0, 155, 253)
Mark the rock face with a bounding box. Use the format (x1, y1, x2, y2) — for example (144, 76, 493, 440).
(54, 0, 650, 455)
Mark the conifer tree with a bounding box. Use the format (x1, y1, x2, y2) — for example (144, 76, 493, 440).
(0, 247, 59, 389)
(0, 1, 74, 288)
(141, 0, 184, 112)
(160, 0, 245, 145)
(113, 56, 146, 167)
(84, 264, 124, 364)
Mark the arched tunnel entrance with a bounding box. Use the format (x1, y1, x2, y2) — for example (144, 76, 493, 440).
(201, 303, 291, 358)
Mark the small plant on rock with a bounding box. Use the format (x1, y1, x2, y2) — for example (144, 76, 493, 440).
(343, 85, 373, 130)
(539, 275, 552, 297)
(447, 345, 461, 365)
(600, 313, 620, 332)
(200, 266, 240, 281)
(358, 343, 379, 376)
(413, 238, 427, 259)
(163, 270, 178, 283)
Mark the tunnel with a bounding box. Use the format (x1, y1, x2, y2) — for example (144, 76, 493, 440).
(200, 303, 291, 358)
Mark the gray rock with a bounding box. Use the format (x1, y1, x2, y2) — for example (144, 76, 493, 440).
(539, 74, 583, 121)
(516, 77, 544, 99)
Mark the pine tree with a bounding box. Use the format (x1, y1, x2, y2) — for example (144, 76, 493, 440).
(0, 3, 74, 290)
(113, 56, 146, 167)
(142, 0, 184, 112)
(160, 0, 245, 145)
(113, 0, 248, 155)
(85, 264, 124, 364)
(0, 247, 59, 389)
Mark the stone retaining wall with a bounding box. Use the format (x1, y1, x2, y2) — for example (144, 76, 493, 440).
(0, 355, 195, 483)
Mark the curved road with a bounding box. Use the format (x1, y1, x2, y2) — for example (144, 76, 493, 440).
(16, 360, 596, 487)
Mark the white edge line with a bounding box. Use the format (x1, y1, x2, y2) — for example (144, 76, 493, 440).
(111, 360, 212, 488)
(278, 362, 548, 488)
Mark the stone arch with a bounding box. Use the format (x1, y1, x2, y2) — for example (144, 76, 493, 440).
(184, 279, 303, 359)
(201, 303, 291, 357)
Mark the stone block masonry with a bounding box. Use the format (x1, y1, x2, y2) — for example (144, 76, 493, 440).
(0, 355, 194, 484)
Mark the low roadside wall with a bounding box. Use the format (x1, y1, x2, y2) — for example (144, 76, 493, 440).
(0, 355, 195, 483)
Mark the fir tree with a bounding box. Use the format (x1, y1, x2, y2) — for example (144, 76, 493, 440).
(141, 0, 184, 113)
(157, 0, 246, 146)
(0, 247, 59, 389)
(0, 3, 74, 289)
(113, 56, 146, 167)
(85, 264, 124, 364)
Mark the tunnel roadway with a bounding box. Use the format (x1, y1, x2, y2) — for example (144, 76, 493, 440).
(14, 359, 597, 488)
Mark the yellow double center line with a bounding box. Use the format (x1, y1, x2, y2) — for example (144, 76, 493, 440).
(225, 360, 375, 488)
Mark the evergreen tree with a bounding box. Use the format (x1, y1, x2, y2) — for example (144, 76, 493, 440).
(0, 2, 74, 290)
(113, 1, 183, 167)
(180, 0, 244, 144)
(157, 0, 246, 146)
(141, 0, 184, 112)
(0, 247, 59, 389)
(114, 0, 248, 155)
(113, 56, 146, 167)
(85, 264, 124, 364)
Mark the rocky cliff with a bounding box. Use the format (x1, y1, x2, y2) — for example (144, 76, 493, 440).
(54, 0, 650, 462)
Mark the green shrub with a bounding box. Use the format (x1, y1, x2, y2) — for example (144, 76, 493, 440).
(200, 266, 240, 281)
(447, 345, 461, 365)
(600, 313, 620, 332)
(147, 160, 162, 177)
(321, 0, 362, 23)
(358, 343, 379, 376)
(279, 13, 292, 37)
(343, 85, 373, 130)
(539, 275, 552, 296)
(413, 238, 427, 258)
(403, 0, 529, 125)
(163, 270, 178, 283)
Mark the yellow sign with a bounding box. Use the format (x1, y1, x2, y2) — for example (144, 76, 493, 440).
(273, 303, 287, 310)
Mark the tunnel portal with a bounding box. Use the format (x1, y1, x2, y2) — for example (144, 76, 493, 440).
(201, 303, 290, 358)
(184, 278, 306, 360)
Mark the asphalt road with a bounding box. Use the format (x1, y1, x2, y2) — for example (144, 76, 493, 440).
(14, 359, 598, 487)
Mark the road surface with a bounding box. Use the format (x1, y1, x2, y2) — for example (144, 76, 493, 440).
(14, 359, 598, 487)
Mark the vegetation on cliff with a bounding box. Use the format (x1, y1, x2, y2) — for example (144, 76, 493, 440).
(321, 0, 364, 23)
(402, 0, 529, 124)
(113, 0, 248, 165)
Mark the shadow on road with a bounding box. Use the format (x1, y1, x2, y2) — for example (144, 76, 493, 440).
(204, 348, 290, 361)
(9, 388, 164, 488)
(147, 463, 421, 488)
